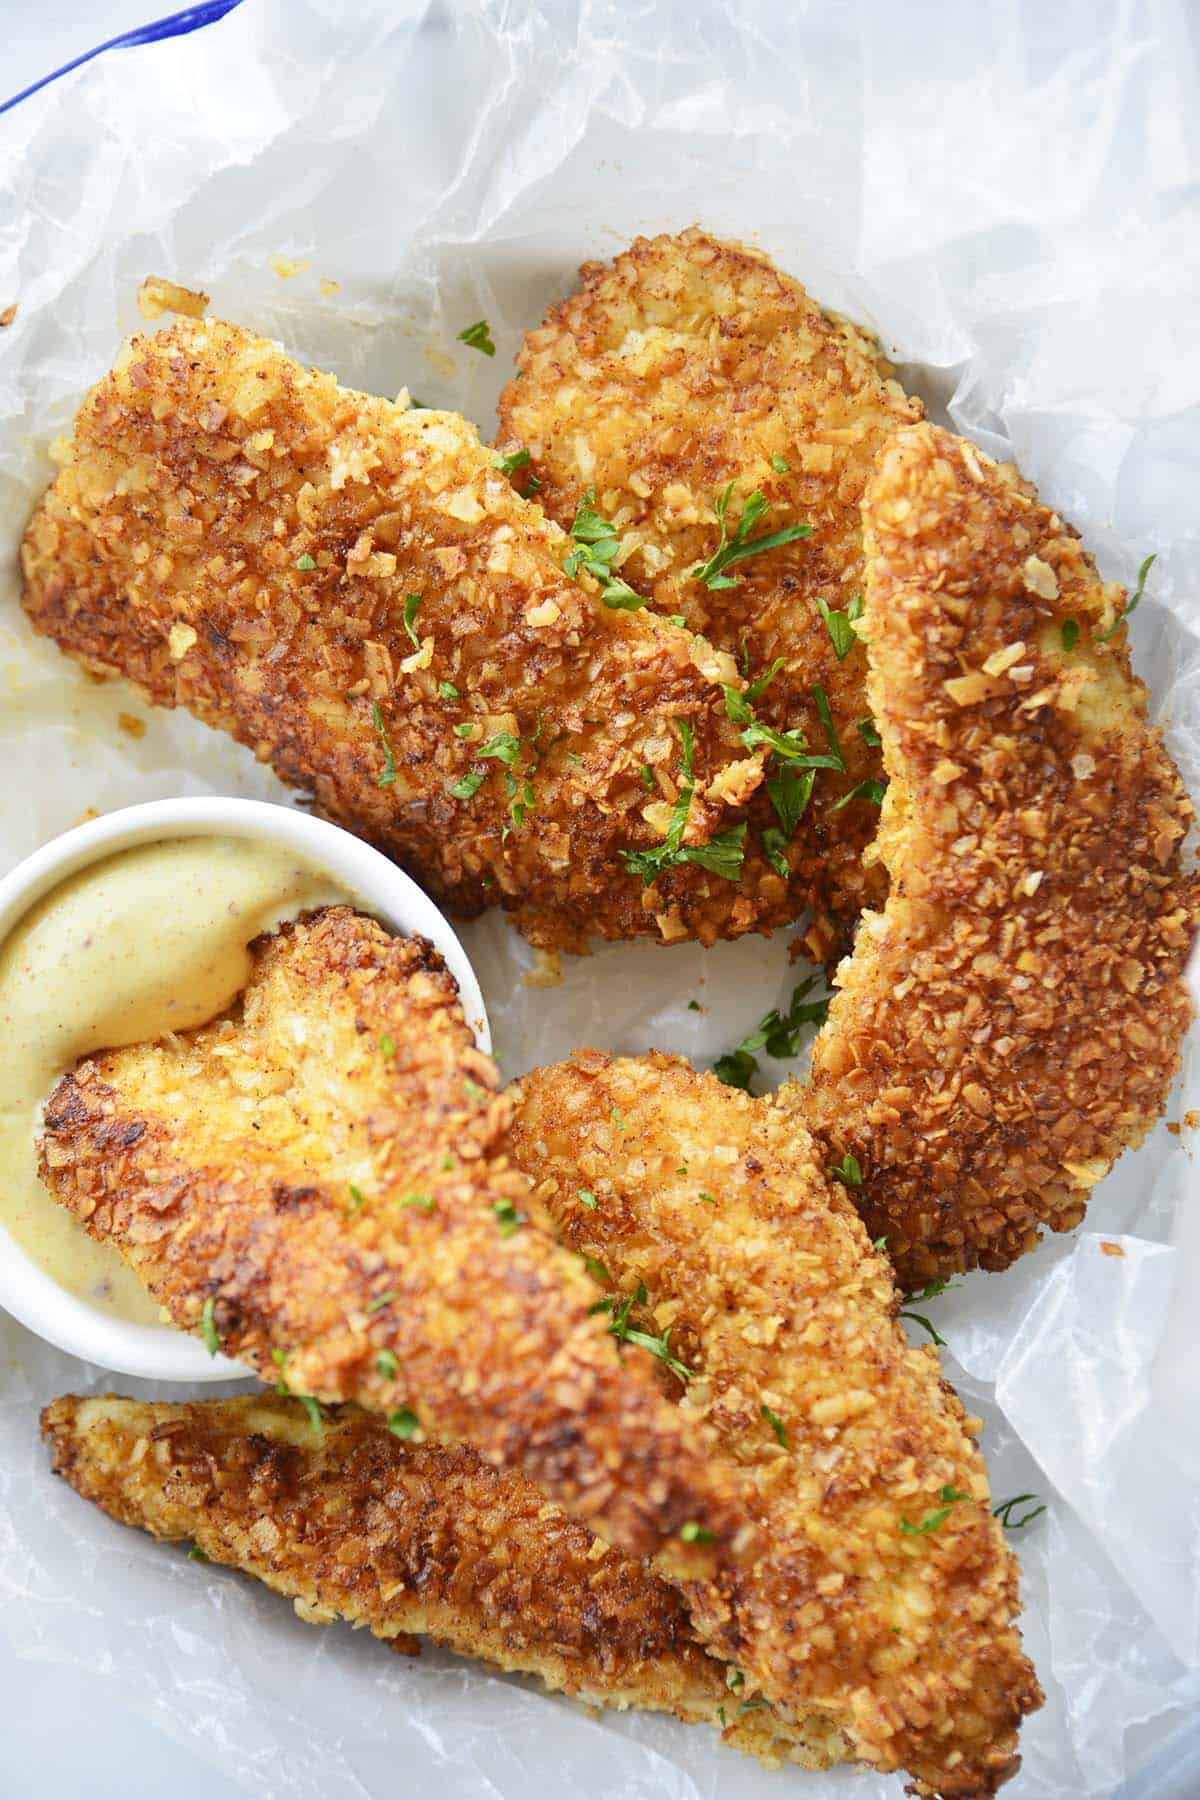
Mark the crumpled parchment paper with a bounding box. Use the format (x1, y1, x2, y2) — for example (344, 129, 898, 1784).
(1, 2, 1199, 1796)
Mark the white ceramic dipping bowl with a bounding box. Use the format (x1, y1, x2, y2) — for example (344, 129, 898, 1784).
(0, 796, 490, 1382)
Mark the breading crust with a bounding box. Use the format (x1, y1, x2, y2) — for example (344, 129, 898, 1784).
(37, 910, 748, 1572)
(499, 228, 924, 954)
(788, 423, 1199, 1284)
(20, 318, 789, 954)
(507, 1052, 1041, 1798)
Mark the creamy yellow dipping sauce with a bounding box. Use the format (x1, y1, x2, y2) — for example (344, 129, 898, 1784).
(0, 836, 352, 1325)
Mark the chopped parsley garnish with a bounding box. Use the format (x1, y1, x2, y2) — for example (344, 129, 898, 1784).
(766, 765, 815, 839)
(402, 592, 422, 649)
(830, 1152, 862, 1187)
(900, 1486, 971, 1536)
(714, 976, 832, 1092)
(620, 718, 746, 885)
(493, 447, 531, 475)
(679, 1520, 714, 1544)
(187, 1545, 210, 1562)
(669, 613, 687, 627)
(199, 1297, 220, 1357)
(638, 765, 656, 790)
(464, 1077, 485, 1101)
(441, 1153, 455, 1170)
(580, 1252, 611, 1285)
(687, 999, 702, 1012)
(388, 1407, 420, 1439)
(697, 1191, 717, 1206)
(366, 1291, 396, 1313)
(831, 777, 887, 812)
(616, 1323, 692, 1383)
(494, 1197, 527, 1237)
(817, 594, 863, 661)
(563, 488, 647, 610)
(811, 684, 845, 770)
(745, 656, 787, 704)
(448, 769, 485, 800)
(453, 722, 477, 739)
(760, 1403, 789, 1447)
(299, 1395, 323, 1434)
(380, 1034, 396, 1060)
(371, 701, 397, 788)
(691, 482, 811, 591)
(761, 827, 790, 878)
(438, 680, 460, 701)
(348, 1183, 367, 1213)
(1061, 619, 1080, 653)
(899, 1277, 962, 1346)
(856, 715, 882, 748)
(458, 319, 495, 356)
(479, 732, 521, 765)
(376, 1350, 399, 1379)
(993, 1493, 1047, 1531)
(726, 1666, 745, 1692)
(397, 1192, 434, 1211)
(737, 1699, 768, 1716)
(294, 553, 317, 572)
(578, 1189, 598, 1209)
(872, 1235, 888, 1250)
(271, 1349, 290, 1395)
(1098, 551, 1155, 641)
(770, 454, 791, 474)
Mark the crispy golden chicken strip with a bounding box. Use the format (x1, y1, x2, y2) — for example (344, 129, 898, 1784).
(37, 909, 747, 1572)
(20, 318, 781, 954)
(782, 423, 1200, 1286)
(498, 229, 924, 955)
(507, 1053, 1041, 1799)
(42, 1393, 834, 1771)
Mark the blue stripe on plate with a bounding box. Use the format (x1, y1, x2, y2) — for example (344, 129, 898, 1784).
(1, 0, 245, 117)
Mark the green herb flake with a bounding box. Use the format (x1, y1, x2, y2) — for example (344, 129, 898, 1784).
(993, 1493, 1047, 1531)
(294, 553, 317, 572)
(494, 1197, 527, 1237)
(440, 1153, 456, 1171)
(397, 1192, 434, 1211)
(714, 976, 832, 1093)
(830, 1152, 862, 1187)
(760, 1402, 789, 1448)
(388, 1407, 420, 1439)
(371, 701, 397, 788)
(479, 731, 521, 765)
(856, 715, 882, 748)
(766, 765, 815, 840)
(726, 1666, 745, 1693)
(898, 1277, 962, 1347)
(438, 679, 460, 701)
(679, 1520, 715, 1544)
(669, 614, 687, 628)
(199, 1296, 220, 1357)
(366, 1290, 396, 1314)
(464, 1077, 485, 1102)
(187, 1544, 210, 1563)
(691, 481, 812, 591)
(458, 319, 495, 356)
(745, 656, 787, 704)
(830, 776, 887, 812)
(698, 1191, 717, 1206)
(811, 683, 846, 770)
(402, 592, 422, 649)
(493, 447, 531, 475)
(578, 1189, 598, 1209)
(761, 827, 790, 879)
(771, 454, 791, 474)
(900, 1485, 971, 1537)
(1098, 551, 1155, 641)
(380, 1034, 396, 1060)
(687, 999, 702, 1012)
(376, 1350, 399, 1380)
(717, 1706, 727, 1729)
(816, 594, 863, 661)
(614, 1322, 692, 1383)
(638, 764, 656, 790)
(1061, 619, 1080, 653)
(448, 769, 485, 800)
(564, 487, 648, 611)
(299, 1394, 323, 1434)
(348, 1183, 367, 1213)
(872, 1235, 888, 1250)
(580, 1252, 611, 1285)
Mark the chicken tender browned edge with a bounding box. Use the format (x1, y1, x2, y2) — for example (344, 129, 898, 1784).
(507, 1053, 1041, 1798)
(499, 227, 925, 960)
(787, 423, 1199, 1286)
(37, 908, 750, 1577)
(18, 318, 827, 954)
(42, 1394, 835, 1770)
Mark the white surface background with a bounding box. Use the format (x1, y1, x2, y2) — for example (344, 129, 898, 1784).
(2, 3, 1200, 1798)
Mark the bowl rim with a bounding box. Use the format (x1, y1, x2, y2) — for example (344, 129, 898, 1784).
(0, 795, 490, 1383)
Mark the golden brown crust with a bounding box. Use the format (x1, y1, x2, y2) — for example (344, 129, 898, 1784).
(41, 1393, 831, 1769)
(36, 909, 748, 1570)
(19, 317, 792, 954)
(507, 1053, 1041, 1797)
(499, 228, 924, 955)
(786, 423, 1200, 1285)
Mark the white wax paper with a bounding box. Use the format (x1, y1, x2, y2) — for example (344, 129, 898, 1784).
(2, 2, 1199, 1795)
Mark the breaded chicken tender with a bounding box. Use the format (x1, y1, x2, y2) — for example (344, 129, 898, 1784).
(42, 1393, 831, 1771)
(20, 318, 781, 954)
(498, 229, 924, 954)
(37, 909, 747, 1572)
(783, 423, 1200, 1286)
(507, 1053, 1041, 1798)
